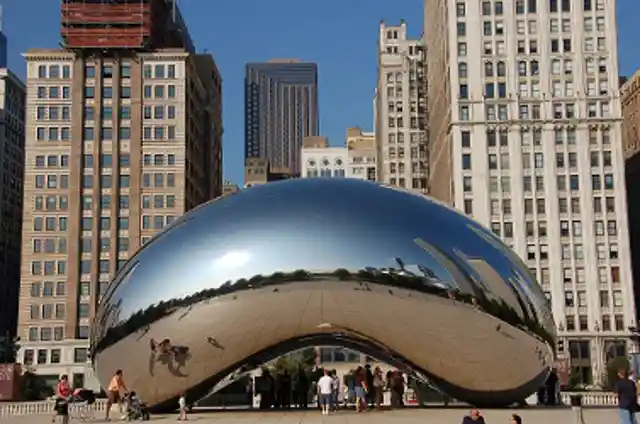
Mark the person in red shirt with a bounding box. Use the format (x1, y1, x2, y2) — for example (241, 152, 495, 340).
(53, 375, 72, 424)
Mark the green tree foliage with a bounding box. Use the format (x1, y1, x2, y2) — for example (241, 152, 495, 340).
(20, 371, 54, 401)
(605, 356, 630, 391)
(271, 348, 317, 376)
(0, 335, 19, 363)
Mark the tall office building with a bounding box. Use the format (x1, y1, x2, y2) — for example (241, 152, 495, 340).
(622, 70, 640, 320)
(0, 68, 26, 342)
(17, 0, 222, 387)
(424, 0, 633, 385)
(245, 59, 319, 176)
(375, 21, 428, 193)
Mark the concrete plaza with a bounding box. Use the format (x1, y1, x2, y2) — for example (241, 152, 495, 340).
(1, 407, 621, 424)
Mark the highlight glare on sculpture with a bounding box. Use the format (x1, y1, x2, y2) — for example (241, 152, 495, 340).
(91, 178, 556, 410)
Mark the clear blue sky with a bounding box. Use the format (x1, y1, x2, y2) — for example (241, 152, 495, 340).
(3, 0, 640, 185)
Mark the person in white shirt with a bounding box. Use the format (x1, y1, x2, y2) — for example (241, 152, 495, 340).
(317, 370, 333, 415)
(178, 393, 187, 421)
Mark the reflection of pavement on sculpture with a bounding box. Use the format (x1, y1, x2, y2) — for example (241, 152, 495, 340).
(1, 408, 619, 424)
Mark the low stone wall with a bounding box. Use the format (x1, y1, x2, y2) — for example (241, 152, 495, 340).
(0, 391, 618, 416)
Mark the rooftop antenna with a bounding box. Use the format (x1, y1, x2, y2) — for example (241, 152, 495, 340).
(0, 5, 4, 32)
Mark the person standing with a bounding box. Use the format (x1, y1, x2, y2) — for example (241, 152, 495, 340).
(330, 370, 340, 411)
(614, 368, 639, 424)
(178, 392, 187, 421)
(373, 367, 384, 409)
(354, 367, 367, 412)
(317, 370, 333, 416)
(105, 369, 128, 421)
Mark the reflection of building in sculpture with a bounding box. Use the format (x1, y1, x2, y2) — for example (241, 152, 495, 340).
(221, 181, 239, 196)
(424, 0, 634, 386)
(301, 128, 377, 180)
(244, 158, 295, 187)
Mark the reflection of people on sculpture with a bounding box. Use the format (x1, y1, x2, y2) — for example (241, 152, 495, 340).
(148, 338, 190, 377)
(206, 337, 224, 349)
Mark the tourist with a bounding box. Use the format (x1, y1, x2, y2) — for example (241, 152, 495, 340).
(330, 369, 340, 411)
(373, 367, 384, 409)
(105, 369, 128, 421)
(613, 368, 639, 424)
(317, 370, 333, 415)
(354, 367, 367, 412)
(53, 375, 72, 424)
(178, 392, 187, 421)
(461, 409, 486, 424)
(293, 365, 309, 409)
(509, 413, 522, 424)
(364, 364, 374, 407)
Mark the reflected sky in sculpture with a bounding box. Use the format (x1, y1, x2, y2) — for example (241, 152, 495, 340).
(92, 178, 556, 411)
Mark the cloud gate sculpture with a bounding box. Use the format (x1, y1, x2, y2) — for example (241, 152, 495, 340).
(91, 178, 556, 411)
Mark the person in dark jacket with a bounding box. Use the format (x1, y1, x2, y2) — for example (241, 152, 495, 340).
(461, 409, 486, 424)
(614, 368, 639, 424)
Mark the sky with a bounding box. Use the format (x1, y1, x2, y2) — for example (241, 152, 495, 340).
(3, 0, 640, 185)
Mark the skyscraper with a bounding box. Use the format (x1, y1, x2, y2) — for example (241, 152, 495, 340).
(375, 21, 428, 192)
(17, 0, 222, 387)
(245, 59, 319, 175)
(424, 0, 633, 385)
(0, 68, 25, 343)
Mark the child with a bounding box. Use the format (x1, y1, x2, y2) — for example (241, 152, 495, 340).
(178, 392, 187, 421)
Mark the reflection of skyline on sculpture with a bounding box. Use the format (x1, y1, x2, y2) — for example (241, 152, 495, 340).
(92, 179, 555, 412)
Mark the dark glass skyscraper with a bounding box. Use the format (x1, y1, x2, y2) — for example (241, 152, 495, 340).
(245, 60, 319, 174)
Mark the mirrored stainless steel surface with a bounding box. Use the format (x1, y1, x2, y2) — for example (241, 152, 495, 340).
(91, 178, 556, 410)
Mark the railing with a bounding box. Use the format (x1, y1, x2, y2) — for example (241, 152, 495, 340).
(0, 392, 618, 416)
(559, 391, 617, 406)
(0, 399, 108, 417)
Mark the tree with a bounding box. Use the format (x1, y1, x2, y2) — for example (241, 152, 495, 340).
(567, 366, 583, 390)
(0, 335, 19, 363)
(271, 348, 317, 376)
(20, 371, 53, 401)
(605, 356, 630, 391)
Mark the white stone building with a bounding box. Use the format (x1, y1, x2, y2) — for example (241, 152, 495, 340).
(375, 21, 428, 193)
(424, 0, 633, 385)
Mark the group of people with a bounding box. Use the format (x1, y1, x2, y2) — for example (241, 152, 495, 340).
(460, 409, 522, 424)
(315, 365, 407, 415)
(254, 367, 311, 409)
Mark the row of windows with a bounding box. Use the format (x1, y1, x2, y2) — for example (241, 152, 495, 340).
(34, 174, 131, 190)
(143, 64, 178, 80)
(462, 172, 616, 193)
(141, 215, 177, 230)
(37, 64, 72, 79)
(491, 218, 618, 239)
(142, 194, 177, 209)
(461, 128, 610, 148)
(143, 104, 178, 120)
(463, 195, 616, 219)
(525, 242, 618, 261)
(34, 195, 68, 212)
(30, 260, 67, 276)
(562, 314, 624, 333)
(461, 150, 614, 171)
(29, 303, 66, 320)
(23, 346, 88, 365)
(80, 237, 129, 254)
(33, 238, 67, 254)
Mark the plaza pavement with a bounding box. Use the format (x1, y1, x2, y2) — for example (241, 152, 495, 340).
(1, 407, 620, 424)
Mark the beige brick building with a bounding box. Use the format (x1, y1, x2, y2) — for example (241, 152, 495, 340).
(17, 49, 222, 388)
